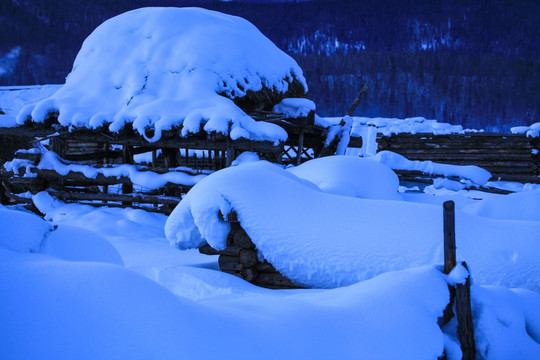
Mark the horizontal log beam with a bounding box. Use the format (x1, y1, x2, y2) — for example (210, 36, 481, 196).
(0, 125, 282, 153)
(47, 189, 180, 205)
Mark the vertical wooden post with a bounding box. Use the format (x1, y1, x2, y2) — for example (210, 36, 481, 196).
(226, 146, 236, 167)
(440, 201, 476, 359)
(163, 148, 178, 169)
(296, 129, 305, 166)
(151, 149, 157, 169)
(122, 144, 134, 206)
(275, 145, 283, 165)
(102, 142, 109, 204)
(456, 262, 476, 360)
(439, 200, 457, 327)
(163, 148, 180, 212)
(443, 200, 456, 274)
(50, 137, 66, 157)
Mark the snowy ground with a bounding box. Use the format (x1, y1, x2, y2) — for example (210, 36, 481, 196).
(1, 156, 539, 360)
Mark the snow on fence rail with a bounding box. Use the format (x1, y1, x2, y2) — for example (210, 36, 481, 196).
(1, 150, 208, 213)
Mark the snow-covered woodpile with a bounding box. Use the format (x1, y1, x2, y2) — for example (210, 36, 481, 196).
(377, 133, 540, 183)
(165, 159, 540, 291)
(200, 211, 301, 289)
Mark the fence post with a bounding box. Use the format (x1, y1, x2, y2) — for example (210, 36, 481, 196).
(439, 200, 457, 327)
(443, 201, 456, 274)
(121, 144, 134, 206)
(455, 262, 476, 360)
(441, 201, 476, 360)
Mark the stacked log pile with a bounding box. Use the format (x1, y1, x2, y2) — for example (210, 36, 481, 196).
(377, 133, 540, 183)
(200, 212, 302, 289)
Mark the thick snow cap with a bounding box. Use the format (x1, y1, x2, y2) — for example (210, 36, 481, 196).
(17, 7, 307, 143)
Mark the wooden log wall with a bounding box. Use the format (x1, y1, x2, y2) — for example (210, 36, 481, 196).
(200, 212, 302, 289)
(377, 133, 540, 183)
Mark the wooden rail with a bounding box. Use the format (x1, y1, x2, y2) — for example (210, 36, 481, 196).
(378, 133, 540, 183)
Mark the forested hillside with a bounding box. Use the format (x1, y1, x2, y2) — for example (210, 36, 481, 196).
(1, 0, 538, 130)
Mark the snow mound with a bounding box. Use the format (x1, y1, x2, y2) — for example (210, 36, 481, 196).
(42, 225, 124, 266)
(0, 248, 197, 360)
(231, 151, 260, 166)
(286, 155, 401, 200)
(0, 208, 52, 253)
(472, 286, 540, 359)
(165, 160, 540, 289)
(16, 7, 307, 143)
(463, 189, 540, 222)
(0, 204, 123, 265)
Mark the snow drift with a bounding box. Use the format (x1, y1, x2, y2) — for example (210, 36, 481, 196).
(16, 7, 307, 143)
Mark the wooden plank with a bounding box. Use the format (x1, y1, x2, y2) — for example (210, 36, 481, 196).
(47, 190, 180, 205)
(4, 191, 33, 204)
(0, 125, 283, 154)
(398, 159, 536, 168)
(488, 174, 540, 183)
(379, 142, 535, 151)
(389, 152, 535, 160)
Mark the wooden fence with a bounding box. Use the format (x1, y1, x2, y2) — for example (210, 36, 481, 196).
(377, 133, 540, 183)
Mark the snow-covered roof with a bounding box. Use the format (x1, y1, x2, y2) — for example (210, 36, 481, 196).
(16, 7, 308, 143)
